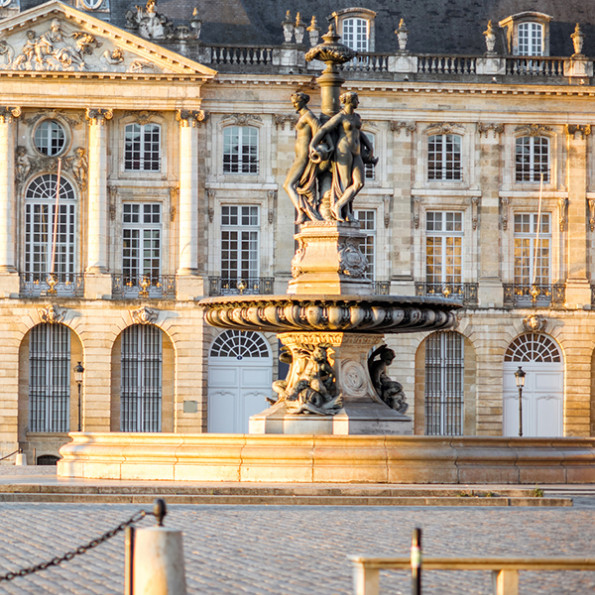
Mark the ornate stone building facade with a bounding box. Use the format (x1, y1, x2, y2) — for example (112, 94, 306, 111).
(1, 0, 595, 461)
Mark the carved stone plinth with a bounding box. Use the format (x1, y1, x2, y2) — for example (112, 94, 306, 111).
(249, 331, 412, 435)
(288, 221, 372, 295)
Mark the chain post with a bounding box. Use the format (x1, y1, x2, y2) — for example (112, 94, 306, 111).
(125, 525, 136, 595)
(411, 527, 422, 595)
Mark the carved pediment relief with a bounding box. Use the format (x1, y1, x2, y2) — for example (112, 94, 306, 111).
(425, 122, 465, 136)
(0, 1, 216, 77)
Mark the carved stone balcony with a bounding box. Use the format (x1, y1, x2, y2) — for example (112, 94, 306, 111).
(208, 277, 274, 297)
(415, 282, 478, 307)
(503, 284, 565, 308)
(112, 275, 176, 299)
(20, 273, 84, 298)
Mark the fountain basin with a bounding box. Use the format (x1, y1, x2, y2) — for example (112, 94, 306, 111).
(200, 294, 460, 334)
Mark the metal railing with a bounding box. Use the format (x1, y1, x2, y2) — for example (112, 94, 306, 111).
(112, 275, 176, 299)
(19, 274, 84, 298)
(415, 282, 478, 306)
(208, 276, 274, 296)
(503, 283, 565, 308)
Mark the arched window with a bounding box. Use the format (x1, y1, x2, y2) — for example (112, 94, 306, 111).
(428, 134, 462, 181)
(425, 331, 464, 435)
(504, 333, 561, 363)
(515, 136, 549, 182)
(121, 325, 162, 432)
(29, 324, 70, 433)
(210, 330, 270, 359)
(24, 174, 76, 283)
(223, 126, 258, 174)
(124, 123, 161, 171)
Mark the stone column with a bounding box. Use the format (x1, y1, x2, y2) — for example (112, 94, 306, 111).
(564, 125, 591, 307)
(477, 123, 504, 307)
(84, 108, 113, 298)
(176, 109, 205, 300)
(0, 107, 21, 296)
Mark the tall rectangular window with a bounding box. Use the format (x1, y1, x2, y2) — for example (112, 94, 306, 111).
(25, 203, 75, 281)
(221, 205, 260, 285)
(513, 213, 551, 286)
(518, 22, 543, 56)
(29, 324, 70, 433)
(122, 203, 161, 283)
(425, 332, 464, 436)
(342, 17, 369, 52)
(124, 123, 161, 171)
(426, 211, 463, 287)
(428, 134, 462, 181)
(515, 136, 549, 182)
(355, 209, 376, 280)
(223, 126, 259, 174)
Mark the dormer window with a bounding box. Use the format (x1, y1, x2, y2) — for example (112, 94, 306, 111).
(499, 12, 552, 56)
(518, 22, 543, 56)
(332, 8, 376, 53)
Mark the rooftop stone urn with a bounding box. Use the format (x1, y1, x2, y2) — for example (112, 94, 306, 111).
(200, 24, 459, 435)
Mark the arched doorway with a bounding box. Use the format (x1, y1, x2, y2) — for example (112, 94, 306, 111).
(503, 333, 563, 436)
(208, 330, 272, 433)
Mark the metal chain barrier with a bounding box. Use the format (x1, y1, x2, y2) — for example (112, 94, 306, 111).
(0, 507, 152, 583)
(0, 448, 21, 462)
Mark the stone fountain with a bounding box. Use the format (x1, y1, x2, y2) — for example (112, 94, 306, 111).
(200, 24, 459, 435)
(57, 25, 595, 484)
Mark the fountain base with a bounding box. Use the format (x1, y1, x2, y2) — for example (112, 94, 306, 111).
(249, 400, 412, 435)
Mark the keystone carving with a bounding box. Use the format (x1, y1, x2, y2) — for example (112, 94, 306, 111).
(39, 305, 65, 324)
(522, 314, 547, 333)
(131, 306, 159, 325)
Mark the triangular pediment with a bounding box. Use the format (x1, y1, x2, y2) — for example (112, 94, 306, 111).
(0, 1, 217, 77)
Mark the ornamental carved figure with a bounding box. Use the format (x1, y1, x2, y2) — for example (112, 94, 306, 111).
(39, 305, 65, 324)
(270, 344, 342, 415)
(338, 238, 368, 278)
(131, 306, 159, 325)
(368, 344, 408, 414)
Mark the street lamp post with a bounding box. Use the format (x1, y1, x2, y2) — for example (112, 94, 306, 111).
(74, 361, 84, 432)
(514, 366, 526, 437)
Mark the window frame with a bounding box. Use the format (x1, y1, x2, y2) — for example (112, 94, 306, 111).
(425, 211, 464, 287)
(123, 122, 162, 173)
(333, 7, 376, 53)
(220, 204, 261, 287)
(354, 208, 376, 281)
(427, 134, 463, 182)
(122, 202, 162, 284)
(512, 211, 552, 287)
(515, 135, 550, 183)
(222, 125, 259, 175)
(33, 119, 69, 157)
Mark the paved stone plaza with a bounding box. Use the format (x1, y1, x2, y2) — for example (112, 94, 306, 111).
(0, 498, 593, 594)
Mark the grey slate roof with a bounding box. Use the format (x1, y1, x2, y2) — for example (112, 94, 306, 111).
(13, 0, 595, 56)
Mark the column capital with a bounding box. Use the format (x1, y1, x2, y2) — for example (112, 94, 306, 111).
(85, 108, 113, 125)
(176, 109, 206, 127)
(477, 122, 504, 139)
(0, 106, 21, 123)
(565, 124, 591, 140)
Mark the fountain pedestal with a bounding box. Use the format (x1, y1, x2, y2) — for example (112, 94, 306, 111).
(249, 332, 412, 435)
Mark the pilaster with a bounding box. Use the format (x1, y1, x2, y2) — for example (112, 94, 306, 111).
(176, 109, 206, 300)
(477, 123, 504, 307)
(0, 106, 21, 297)
(564, 124, 591, 307)
(84, 108, 113, 298)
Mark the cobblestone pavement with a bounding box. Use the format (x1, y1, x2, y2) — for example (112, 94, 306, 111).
(0, 500, 593, 594)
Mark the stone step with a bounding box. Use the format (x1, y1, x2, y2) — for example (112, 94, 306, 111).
(0, 483, 541, 497)
(0, 491, 571, 506)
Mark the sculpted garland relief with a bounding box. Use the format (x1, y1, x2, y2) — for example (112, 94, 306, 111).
(0, 18, 161, 73)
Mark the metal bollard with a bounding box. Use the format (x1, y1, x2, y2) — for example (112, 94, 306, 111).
(15, 450, 26, 466)
(411, 527, 422, 595)
(130, 499, 187, 595)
